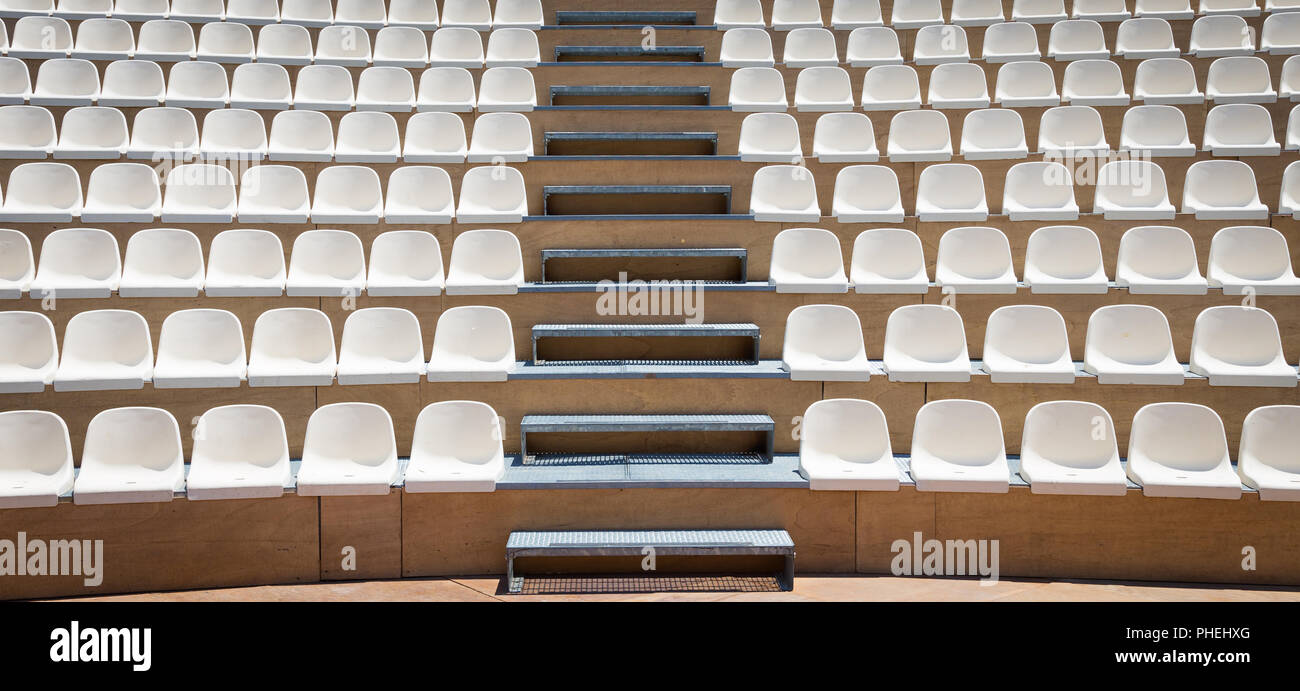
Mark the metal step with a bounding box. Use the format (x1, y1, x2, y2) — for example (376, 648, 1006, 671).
(544, 131, 719, 156)
(554, 45, 707, 62)
(531, 322, 761, 363)
(553, 11, 699, 25)
(549, 85, 712, 107)
(540, 247, 746, 282)
(520, 413, 775, 466)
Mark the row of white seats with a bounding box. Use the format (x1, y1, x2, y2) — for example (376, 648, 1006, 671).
(0, 0, 541, 29)
(800, 398, 1298, 501)
(742, 105, 1299, 163)
(716, 0, 1297, 31)
(0, 304, 516, 392)
(0, 399, 508, 508)
(0, 58, 536, 111)
(0, 162, 528, 223)
(0, 227, 523, 299)
(730, 57, 1282, 112)
(769, 225, 1300, 295)
(751, 160, 1290, 223)
(721, 16, 1300, 68)
(0, 107, 532, 162)
(0, 17, 541, 66)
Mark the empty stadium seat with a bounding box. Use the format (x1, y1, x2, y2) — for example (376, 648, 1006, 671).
(1115, 17, 1180, 58)
(309, 166, 384, 222)
(485, 28, 539, 67)
(860, 64, 921, 110)
(315, 24, 372, 66)
(1038, 105, 1108, 156)
(405, 401, 506, 492)
(909, 399, 1010, 493)
(296, 402, 400, 496)
(82, 162, 160, 222)
(1077, 0, 1133, 18)
(374, 26, 429, 67)
(960, 109, 1029, 159)
(892, 0, 944, 27)
(0, 58, 33, 104)
(57, 0, 111, 18)
(113, 0, 168, 21)
(794, 66, 854, 111)
(247, 308, 336, 386)
(831, 0, 884, 28)
(336, 110, 401, 162)
(204, 228, 285, 296)
(1203, 103, 1281, 155)
(994, 60, 1061, 107)
(0, 410, 73, 508)
(1119, 105, 1197, 156)
(783, 27, 838, 67)
(152, 308, 246, 387)
(196, 21, 254, 62)
(478, 66, 536, 111)
(99, 59, 165, 107)
(729, 67, 787, 111)
(444, 0, 492, 30)
(29, 227, 119, 298)
(268, 110, 334, 162)
(0, 162, 82, 222)
(31, 58, 99, 106)
(935, 225, 1016, 292)
(812, 112, 878, 161)
(227, 0, 278, 24)
(0, 106, 55, 158)
(444, 229, 523, 294)
(1062, 59, 1129, 105)
(850, 228, 929, 293)
(0, 312, 57, 392)
(200, 108, 267, 158)
(1019, 401, 1127, 495)
(468, 111, 533, 162)
(845, 27, 902, 66)
(417, 67, 476, 111)
(916, 164, 987, 220)
(294, 64, 355, 110)
(1003, 161, 1080, 221)
(953, 0, 1005, 24)
(357, 66, 416, 111)
(456, 165, 528, 223)
(1206, 56, 1277, 103)
(798, 399, 897, 490)
(136, 19, 195, 61)
(1238, 406, 1300, 500)
(914, 24, 970, 64)
(769, 227, 848, 293)
(769, 0, 822, 29)
(1116, 225, 1208, 294)
(1134, 59, 1205, 104)
(782, 305, 869, 380)
(236, 165, 310, 223)
(1208, 225, 1300, 294)
(1084, 304, 1185, 385)
(119, 227, 203, 298)
(715, 0, 765, 29)
(335, 0, 386, 28)
(1023, 225, 1109, 293)
(982, 22, 1041, 62)
(1013, 0, 1068, 22)
(366, 230, 444, 296)
(883, 304, 971, 382)
(1127, 403, 1242, 499)
(72, 18, 134, 60)
(738, 112, 802, 162)
(336, 307, 425, 384)
(426, 305, 515, 381)
(1182, 159, 1269, 219)
(54, 309, 153, 391)
(832, 165, 904, 221)
(402, 111, 467, 162)
(886, 109, 952, 161)
(1093, 160, 1175, 219)
(1190, 306, 1295, 386)
(186, 405, 290, 500)
(1190, 14, 1255, 56)
(494, 0, 541, 29)
(161, 163, 236, 222)
(927, 63, 990, 109)
(127, 107, 199, 159)
(1262, 11, 1300, 53)
(170, 0, 223, 21)
(982, 305, 1075, 383)
(1135, 0, 1195, 17)
(72, 407, 184, 505)
(385, 165, 456, 223)
(1202, 0, 1262, 13)
(10, 17, 72, 59)
(750, 164, 820, 221)
(0, 0, 51, 14)
(165, 60, 229, 108)
(230, 63, 292, 110)
(0, 229, 34, 299)
(1048, 19, 1109, 60)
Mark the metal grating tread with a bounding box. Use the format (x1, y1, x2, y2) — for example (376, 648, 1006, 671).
(525, 452, 770, 466)
(521, 413, 774, 432)
(533, 322, 758, 337)
(541, 247, 744, 257)
(508, 529, 795, 550)
(511, 574, 784, 595)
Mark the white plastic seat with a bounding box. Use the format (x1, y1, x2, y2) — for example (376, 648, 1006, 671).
(1048, 19, 1108, 60)
(247, 308, 335, 386)
(417, 67, 476, 111)
(1038, 105, 1107, 156)
(1183, 159, 1269, 219)
(1003, 161, 1079, 221)
(960, 109, 1028, 159)
(374, 26, 429, 67)
(913, 24, 969, 65)
(1206, 56, 1278, 103)
(0, 229, 34, 298)
(771, 0, 823, 29)
(161, 163, 236, 222)
(430, 27, 484, 67)
(1014, 0, 1068, 22)
(750, 164, 820, 221)
(1135, 0, 1195, 17)
(0, 312, 57, 392)
(127, 107, 198, 160)
(236, 165, 309, 223)
(1190, 306, 1295, 386)
(926, 62, 990, 109)
(1208, 225, 1300, 294)
(832, 165, 903, 222)
(99, 60, 164, 108)
(982, 22, 1040, 62)
(1119, 105, 1196, 156)
(1116, 225, 1208, 294)
(850, 228, 928, 293)
(1023, 225, 1109, 293)
(1262, 11, 1300, 53)
(1203, 104, 1281, 155)
(405, 401, 506, 493)
(315, 24, 372, 66)
(982, 305, 1074, 383)
(845, 27, 902, 67)
(812, 112, 877, 161)
(860, 64, 921, 110)
(0, 0, 52, 15)
(0, 162, 82, 222)
(443, 0, 492, 30)
(385, 165, 456, 223)
(467, 111, 532, 162)
(227, 0, 277, 23)
(1202, 0, 1262, 13)
(994, 61, 1061, 107)
(935, 225, 1016, 292)
(953, 0, 1005, 25)
(782, 305, 868, 381)
(30, 227, 118, 297)
(1084, 304, 1184, 384)
(56, 0, 110, 18)
(1019, 402, 1127, 495)
(1191, 15, 1256, 56)
(444, 228, 523, 294)
(891, 0, 944, 27)
(196, 21, 253, 63)
(204, 228, 285, 296)
(916, 164, 987, 221)
(493, 0, 541, 29)
(72, 407, 183, 505)
(427, 306, 515, 381)
(1075, 0, 1132, 19)
(0, 106, 55, 158)
(769, 227, 848, 293)
(293, 64, 354, 110)
(794, 66, 853, 111)
(478, 66, 535, 111)
(310, 166, 383, 224)
(334, 0, 387, 28)
(886, 109, 951, 161)
(119, 227, 202, 297)
(714, 0, 765, 29)
(798, 398, 897, 490)
(72, 17, 133, 60)
(112, 0, 167, 21)
(136, 19, 195, 61)
(152, 309, 245, 388)
(199, 108, 267, 159)
(268, 110, 333, 162)
(356, 66, 416, 112)
(485, 28, 540, 67)
(1238, 406, 1300, 500)
(729, 67, 787, 111)
(910, 400, 1010, 493)
(165, 61, 229, 108)
(1062, 59, 1129, 105)
(1093, 160, 1175, 219)
(384, 0, 438, 28)
(0, 57, 33, 104)
(883, 304, 971, 382)
(456, 165, 528, 223)
(186, 405, 289, 500)
(54, 310, 152, 391)
(403, 111, 467, 162)
(82, 162, 160, 222)
(229, 63, 292, 110)
(738, 112, 801, 162)
(31, 58, 98, 106)
(169, 0, 222, 21)
(296, 403, 400, 496)
(9, 17, 72, 59)
(1115, 17, 1180, 59)
(1127, 403, 1242, 499)
(783, 27, 838, 67)
(337, 307, 425, 384)
(335, 110, 401, 162)
(0, 411, 73, 507)
(367, 230, 444, 296)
